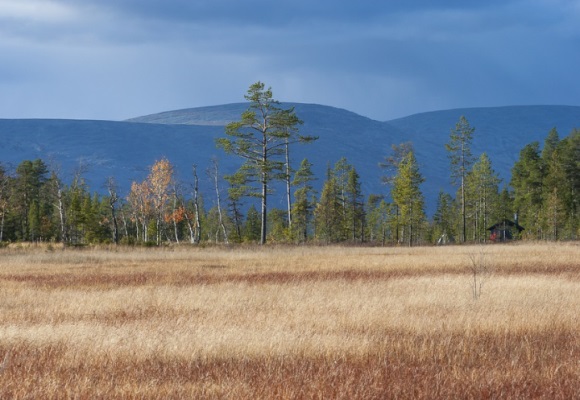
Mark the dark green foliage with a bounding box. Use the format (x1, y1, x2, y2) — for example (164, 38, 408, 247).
(314, 164, 342, 243)
(314, 158, 365, 243)
(379, 142, 414, 186)
(346, 167, 365, 242)
(1, 120, 577, 245)
(225, 166, 253, 243)
(267, 208, 288, 242)
(12, 159, 50, 241)
(432, 191, 456, 243)
(243, 205, 261, 242)
(391, 152, 426, 246)
(365, 195, 390, 245)
(465, 153, 501, 242)
(217, 82, 314, 245)
(291, 159, 316, 242)
(510, 128, 579, 240)
(511, 142, 545, 238)
(446, 116, 475, 243)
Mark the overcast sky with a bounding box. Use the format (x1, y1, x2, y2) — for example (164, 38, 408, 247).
(1, 0, 579, 121)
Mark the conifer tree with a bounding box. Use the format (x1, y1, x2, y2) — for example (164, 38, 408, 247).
(557, 129, 580, 237)
(539, 129, 566, 239)
(366, 195, 390, 245)
(13, 159, 49, 241)
(511, 142, 544, 238)
(225, 166, 253, 243)
(243, 205, 261, 242)
(391, 152, 426, 246)
(217, 82, 314, 245)
(291, 159, 316, 242)
(346, 167, 365, 241)
(379, 143, 414, 244)
(465, 153, 501, 242)
(433, 191, 455, 244)
(315, 165, 342, 243)
(379, 142, 414, 186)
(267, 208, 288, 242)
(0, 164, 9, 242)
(446, 116, 475, 243)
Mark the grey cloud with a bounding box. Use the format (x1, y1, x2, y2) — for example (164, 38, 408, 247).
(0, 0, 578, 121)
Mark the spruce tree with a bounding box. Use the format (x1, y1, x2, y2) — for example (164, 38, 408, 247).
(315, 166, 342, 243)
(391, 152, 426, 246)
(511, 142, 544, 238)
(13, 159, 49, 241)
(291, 159, 316, 242)
(557, 129, 580, 237)
(243, 205, 261, 242)
(346, 167, 365, 241)
(433, 191, 455, 244)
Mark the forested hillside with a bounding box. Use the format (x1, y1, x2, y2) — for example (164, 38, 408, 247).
(1, 91, 578, 245)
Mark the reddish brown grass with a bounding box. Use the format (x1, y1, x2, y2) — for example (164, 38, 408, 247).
(0, 243, 578, 399)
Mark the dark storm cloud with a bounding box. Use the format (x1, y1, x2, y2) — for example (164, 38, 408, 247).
(0, 0, 578, 120)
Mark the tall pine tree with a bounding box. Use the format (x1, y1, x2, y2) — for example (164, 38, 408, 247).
(446, 116, 475, 243)
(217, 82, 314, 244)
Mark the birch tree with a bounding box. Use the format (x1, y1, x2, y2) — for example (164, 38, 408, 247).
(147, 158, 174, 245)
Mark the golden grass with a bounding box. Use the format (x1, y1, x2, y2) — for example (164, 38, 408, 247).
(0, 243, 578, 398)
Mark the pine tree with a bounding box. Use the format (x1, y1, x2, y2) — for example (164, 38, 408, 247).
(379, 142, 414, 186)
(446, 116, 475, 243)
(557, 129, 580, 238)
(391, 152, 426, 246)
(291, 159, 316, 242)
(267, 208, 288, 242)
(217, 82, 314, 245)
(225, 166, 253, 243)
(380, 143, 414, 245)
(315, 166, 342, 243)
(13, 159, 49, 241)
(331, 157, 352, 240)
(465, 153, 501, 242)
(346, 167, 365, 241)
(243, 205, 261, 242)
(366, 195, 390, 245)
(433, 191, 455, 244)
(511, 142, 544, 239)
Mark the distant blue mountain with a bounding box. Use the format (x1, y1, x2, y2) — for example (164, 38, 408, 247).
(1, 104, 579, 215)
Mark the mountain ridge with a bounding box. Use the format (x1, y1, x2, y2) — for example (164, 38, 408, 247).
(1, 104, 579, 215)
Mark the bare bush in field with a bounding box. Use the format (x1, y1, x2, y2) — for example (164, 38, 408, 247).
(0, 243, 578, 398)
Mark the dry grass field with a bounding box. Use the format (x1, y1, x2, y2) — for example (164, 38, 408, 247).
(0, 242, 578, 399)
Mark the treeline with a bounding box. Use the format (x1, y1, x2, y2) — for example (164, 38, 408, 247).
(0, 83, 578, 246)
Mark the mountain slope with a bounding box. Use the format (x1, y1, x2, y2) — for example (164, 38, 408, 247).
(386, 105, 580, 205)
(1, 104, 579, 215)
(127, 103, 580, 212)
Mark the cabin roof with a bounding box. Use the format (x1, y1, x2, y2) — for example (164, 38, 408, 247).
(487, 219, 524, 232)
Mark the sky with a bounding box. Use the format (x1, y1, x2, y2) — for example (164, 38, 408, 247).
(0, 0, 579, 121)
